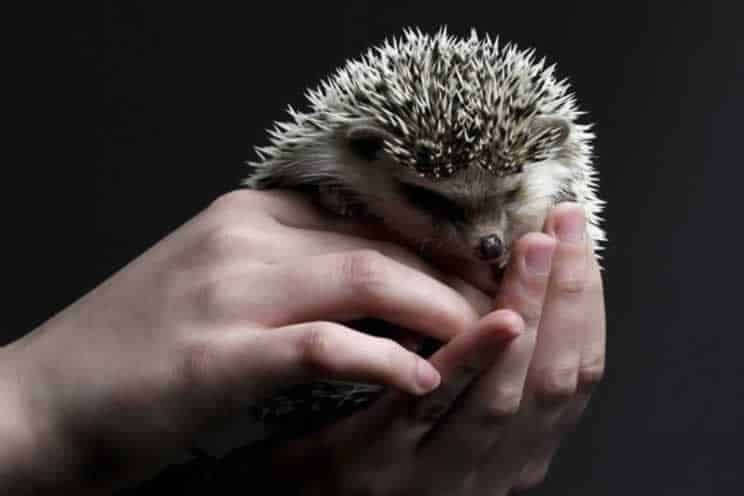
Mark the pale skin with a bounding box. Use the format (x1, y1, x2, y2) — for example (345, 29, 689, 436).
(0, 190, 605, 494)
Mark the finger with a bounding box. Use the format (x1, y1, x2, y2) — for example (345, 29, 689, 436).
(515, 242, 606, 489)
(445, 276, 493, 318)
(237, 250, 481, 341)
(529, 203, 590, 407)
(233, 188, 501, 297)
(253, 229, 493, 317)
(296, 312, 522, 484)
(384, 310, 523, 445)
(184, 321, 442, 414)
(254, 190, 501, 295)
(406, 314, 531, 489)
(494, 232, 558, 332)
(418, 235, 555, 470)
(207, 189, 504, 296)
(576, 247, 607, 397)
(474, 204, 591, 493)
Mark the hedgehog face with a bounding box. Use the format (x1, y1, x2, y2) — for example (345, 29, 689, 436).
(327, 121, 577, 268)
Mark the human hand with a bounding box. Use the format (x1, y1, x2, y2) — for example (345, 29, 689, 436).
(479, 203, 606, 493)
(0, 190, 491, 493)
(261, 203, 605, 495)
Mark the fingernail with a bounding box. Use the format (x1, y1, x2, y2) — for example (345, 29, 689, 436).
(416, 358, 441, 393)
(525, 241, 555, 276)
(556, 209, 586, 244)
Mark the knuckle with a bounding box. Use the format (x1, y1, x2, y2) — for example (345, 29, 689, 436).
(519, 298, 544, 328)
(297, 323, 339, 374)
(484, 386, 523, 419)
(377, 337, 405, 370)
(188, 270, 250, 324)
(209, 189, 262, 213)
(554, 274, 587, 295)
(534, 366, 578, 406)
(199, 225, 250, 262)
(206, 191, 273, 229)
(343, 250, 390, 297)
(190, 277, 229, 318)
(578, 355, 606, 390)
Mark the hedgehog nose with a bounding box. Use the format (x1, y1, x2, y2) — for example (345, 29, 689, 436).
(478, 234, 503, 261)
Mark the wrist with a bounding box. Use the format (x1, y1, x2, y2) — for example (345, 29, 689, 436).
(0, 340, 46, 490)
(0, 337, 85, 493)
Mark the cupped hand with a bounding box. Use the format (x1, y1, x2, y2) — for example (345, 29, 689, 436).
(263, 203, 606, 496)
(0, 190, 491, 493)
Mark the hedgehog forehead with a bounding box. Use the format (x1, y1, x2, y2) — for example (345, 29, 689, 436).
(310, 29, 577, 180)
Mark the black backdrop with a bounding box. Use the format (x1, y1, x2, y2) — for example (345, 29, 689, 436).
(9, 1, 744, 494)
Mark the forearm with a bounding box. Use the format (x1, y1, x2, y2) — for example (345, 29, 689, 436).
(0, 339, 93, 494)
(1, 340, 47, 492)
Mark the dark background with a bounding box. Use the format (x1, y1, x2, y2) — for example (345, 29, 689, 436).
(9, 1, 744, 494)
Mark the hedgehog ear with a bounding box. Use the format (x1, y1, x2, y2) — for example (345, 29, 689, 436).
(529, 116, 571, 148)
(345, 124, 393, 162)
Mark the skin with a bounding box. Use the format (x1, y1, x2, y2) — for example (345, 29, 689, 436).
(264, 200, 605, 495)
(0, 190, 604, 495)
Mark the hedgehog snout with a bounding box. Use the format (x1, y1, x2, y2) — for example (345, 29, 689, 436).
(476, 234, 504, 261)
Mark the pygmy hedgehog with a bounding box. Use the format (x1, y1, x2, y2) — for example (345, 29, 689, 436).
(240, 27, 605, 436)
(245, 27, 605, 271)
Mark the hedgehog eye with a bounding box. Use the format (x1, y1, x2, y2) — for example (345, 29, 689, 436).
(399, 182, 466, 222)
(346, 125, 390, 162)
(348, 135, 384, 161)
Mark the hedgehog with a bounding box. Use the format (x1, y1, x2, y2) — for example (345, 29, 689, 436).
(239, 27, 605, 439)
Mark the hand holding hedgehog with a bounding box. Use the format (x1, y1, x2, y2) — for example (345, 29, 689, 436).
(234, 27, 606, 493)
(244, 27, 605, 437)
(0, 28, 606, 495)
(0, 191, 604, 494)
(257, 203, 605, 495)
(0, 189, 494, 492)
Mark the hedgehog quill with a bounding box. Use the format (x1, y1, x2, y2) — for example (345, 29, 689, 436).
(241, 27, 605, 434)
